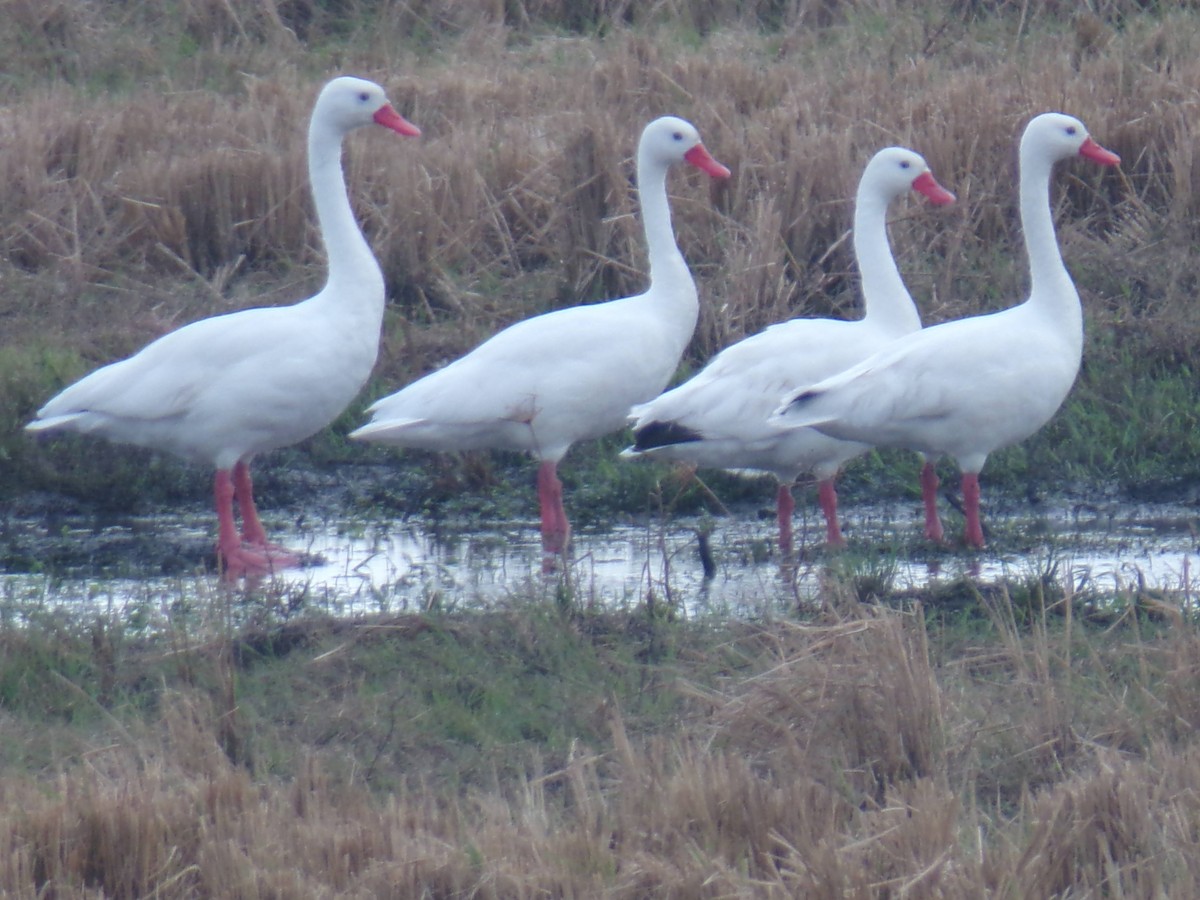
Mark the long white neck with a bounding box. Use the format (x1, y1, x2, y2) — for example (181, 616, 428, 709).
(307, 116, 386, 305)
(637, 149, 697, 314)
(854, 183, 921, 334)
(1019, 145, 1081, 339)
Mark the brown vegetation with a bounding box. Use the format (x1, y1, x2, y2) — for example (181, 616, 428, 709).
(7, 1, 1200, 895)
(2, 1, 1192, 385)
(6, 598, 1200, 896)
(7, 0, 1200, 502)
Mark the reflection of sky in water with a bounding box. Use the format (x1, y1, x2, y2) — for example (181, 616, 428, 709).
(3, 499, 1199, 621)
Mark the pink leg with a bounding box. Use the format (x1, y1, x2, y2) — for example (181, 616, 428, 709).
(817, 478, 846, 548)
(233, 460, 300, 567)
(215, 469, 272, 578)
(776, 483, 795, 557)
(962, 471, 985, 548)
(232, 461, 299, 565)
(537, 460, 570, 560)
(234, 460, 269, 546)
(215, 466, 300, 578)
(921, 461, 945, 543)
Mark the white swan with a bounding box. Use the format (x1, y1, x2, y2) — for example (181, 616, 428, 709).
(27, 76, 420, 576)
(775, 113, 1119, 548)
(351, 116, 730, 560)
(623, 147, 954, 554)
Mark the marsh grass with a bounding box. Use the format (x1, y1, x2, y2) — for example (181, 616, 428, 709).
(5, 1, 1200, 512)
(9, 5, 1200, 892)
(6, 582, 1200, 895)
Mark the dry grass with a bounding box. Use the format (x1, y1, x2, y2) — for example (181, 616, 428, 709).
(6, 601, 1200, 896)
(3, 0, 1197, 389)
(8, 4, 1200, 893)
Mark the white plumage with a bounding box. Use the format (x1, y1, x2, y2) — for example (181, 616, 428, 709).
(624, 146, 954, 552)
(351, 116, 730, 559)
(28, 76, 420, 575)
(775, 113, 1120, 547)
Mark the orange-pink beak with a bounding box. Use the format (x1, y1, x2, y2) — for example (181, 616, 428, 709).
(374, 104, 421, 138)
(1079, 136, 1120, 167)
(684, 143, 732, 179)
(911, 171, 956, 206)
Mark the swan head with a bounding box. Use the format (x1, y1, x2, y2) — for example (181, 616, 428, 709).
(314, 76, 421, 138)
(639, 116, 731, 178)
(1021, 113, 1120, 167)
(864, 147, 956, 206)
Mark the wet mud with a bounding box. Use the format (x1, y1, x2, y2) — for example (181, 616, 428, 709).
(3, 489, 1199, 621)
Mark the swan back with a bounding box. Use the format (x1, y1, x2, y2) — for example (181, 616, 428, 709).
(625, 144, 954, 482)
(28, 76, 420, 470)
(352, 115, 730, 462)
(775, 112, 1120, 473)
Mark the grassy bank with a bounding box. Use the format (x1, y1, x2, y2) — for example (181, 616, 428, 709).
(6, 4, 1200, 894)
(4, 0, 1200, 521)
(5, 582, 1200, 895)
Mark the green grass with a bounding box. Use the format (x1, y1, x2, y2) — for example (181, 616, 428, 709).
(4, 1, 1198, 523)
(12, 2, 1200, 894)
(0, 583, 740, 787)
(6, 542, 1200, 893)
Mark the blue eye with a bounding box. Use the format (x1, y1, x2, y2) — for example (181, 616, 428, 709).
(900, 161, 910, 169)
(672, 132, 683, 141)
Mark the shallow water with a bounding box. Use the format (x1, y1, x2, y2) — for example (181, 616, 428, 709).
(4, 495, 1198, 623)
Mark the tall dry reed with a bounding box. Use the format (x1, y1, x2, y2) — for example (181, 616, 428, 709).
(7, 605, 1200, 896)
(2, 1, 1194, 392)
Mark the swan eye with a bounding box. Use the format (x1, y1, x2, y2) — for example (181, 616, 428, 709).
(1065, 125, 1077, 135)
(900, 160, 910, 169)
(672, 131, 684, 141)
(358, 92, 371, 103)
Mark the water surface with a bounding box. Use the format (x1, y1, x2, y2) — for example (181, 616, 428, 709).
(4, 496, 1198, 623)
